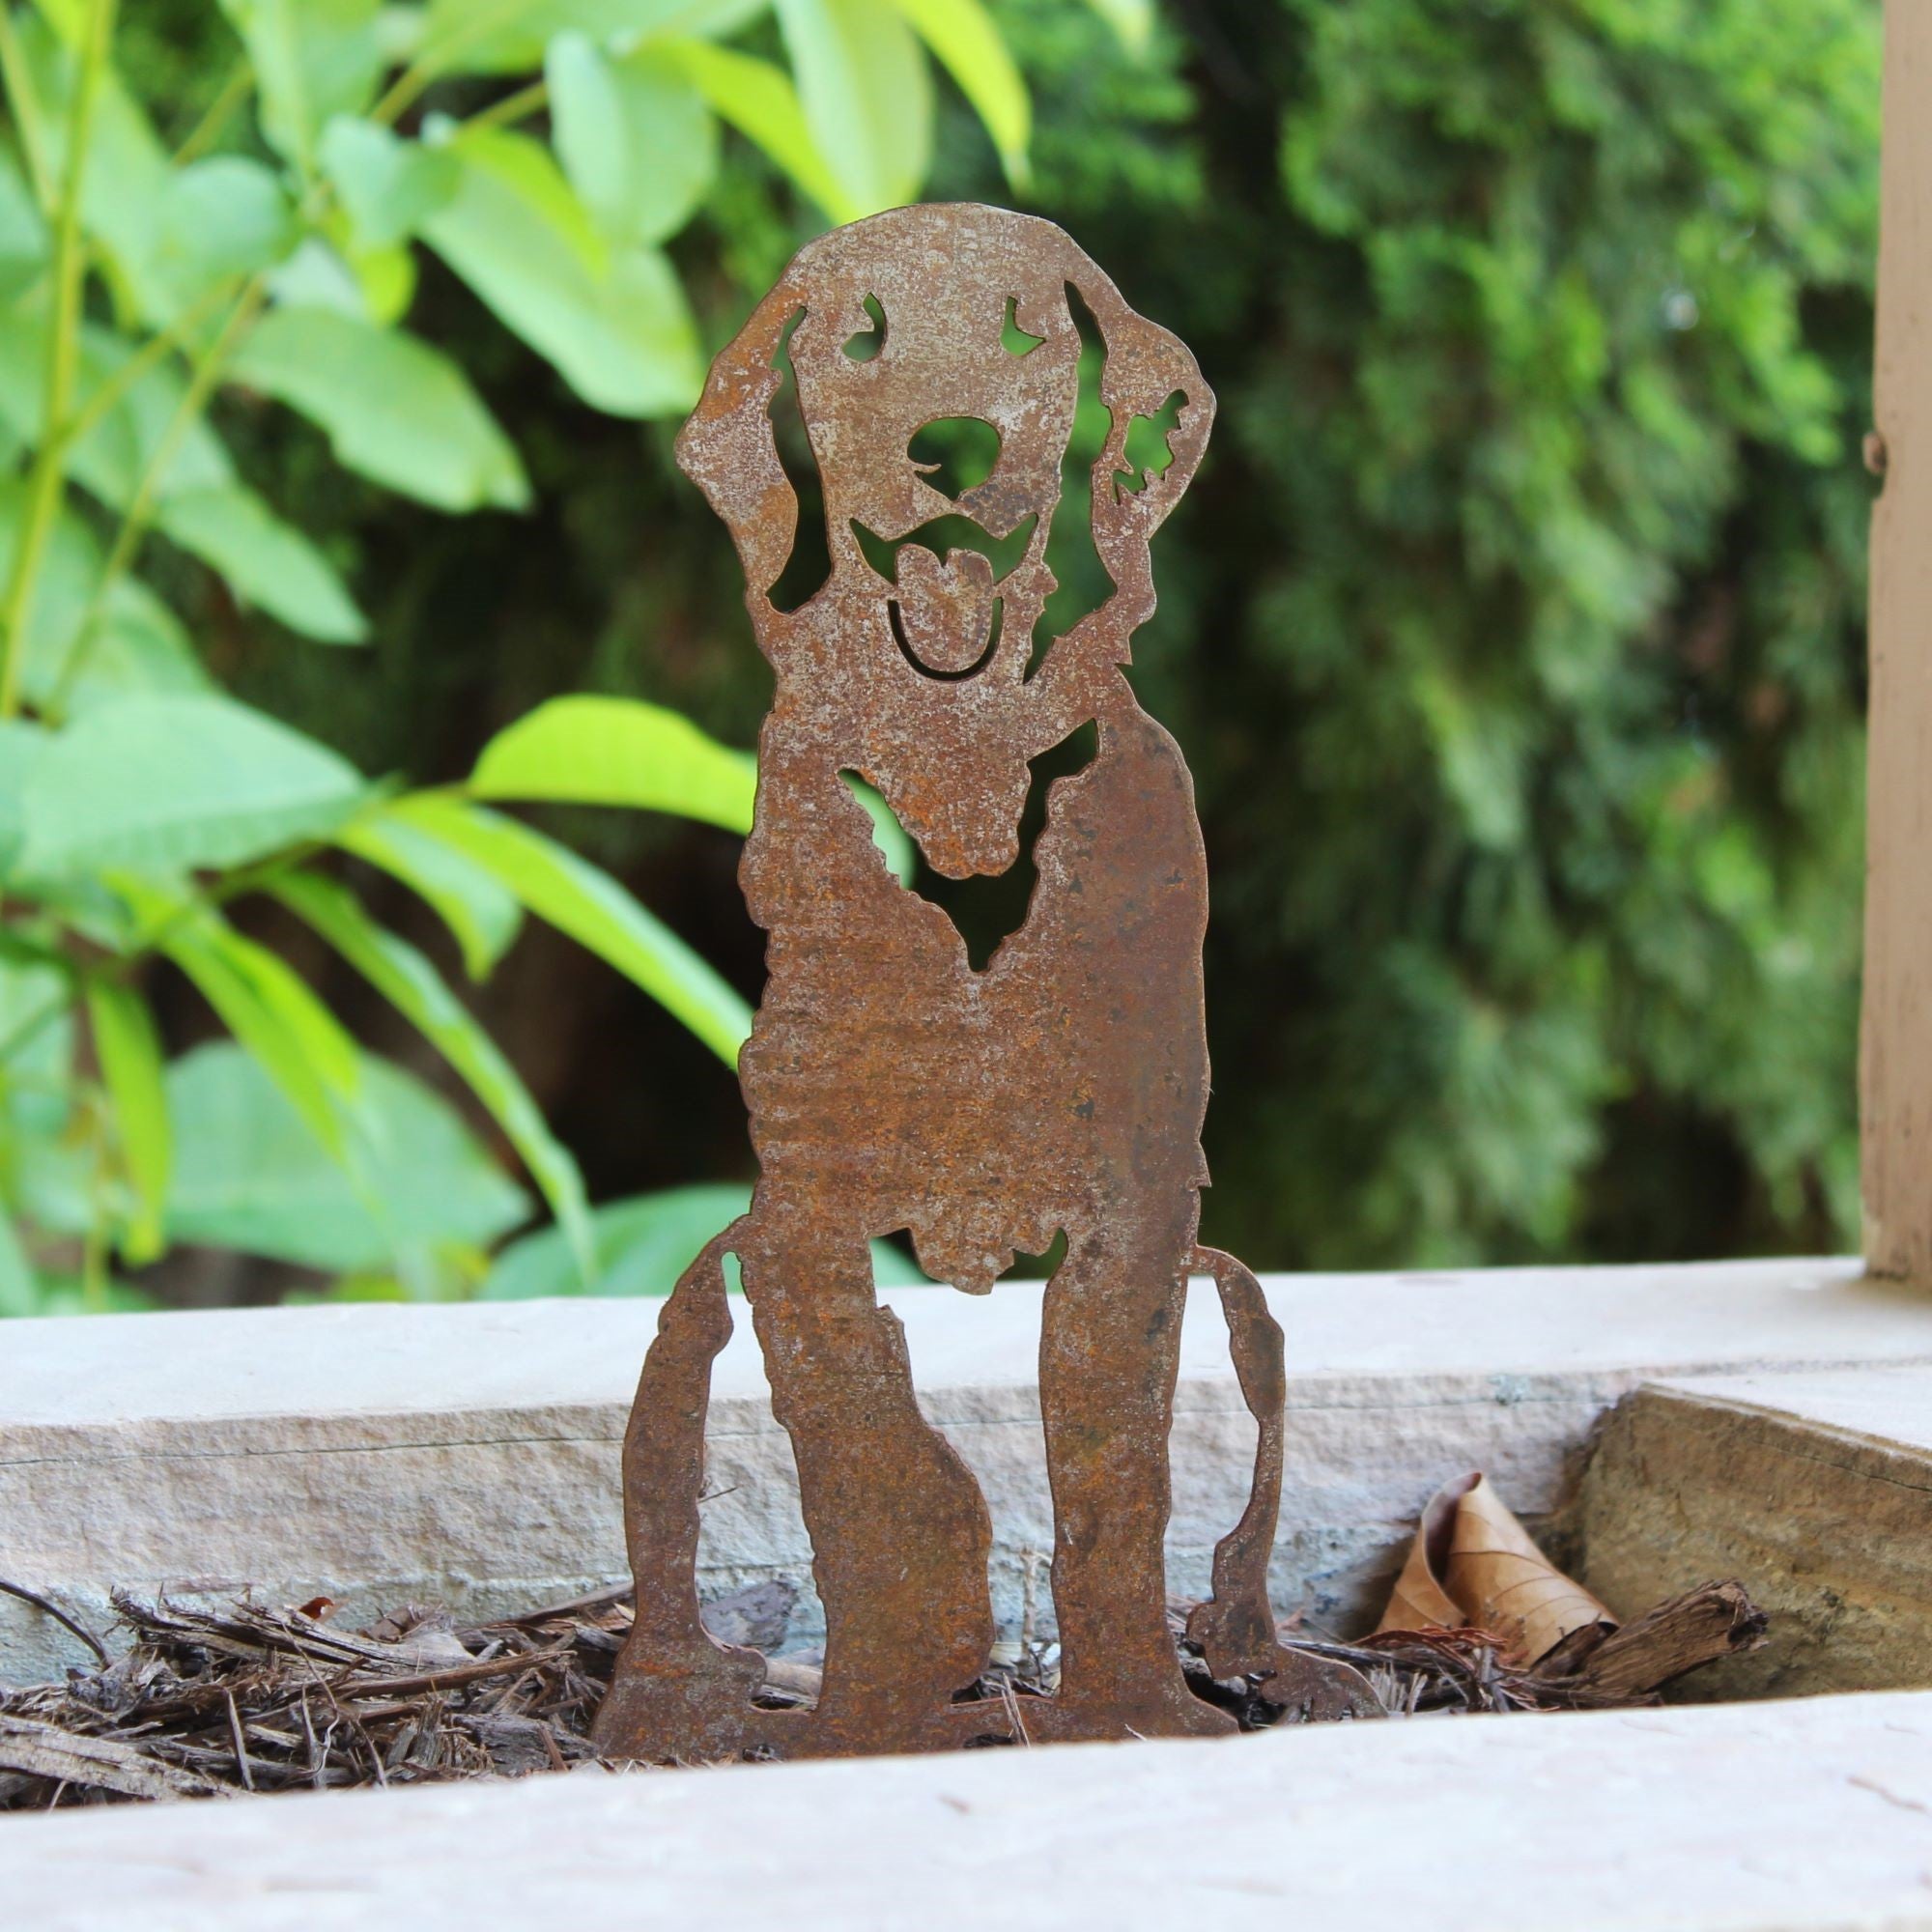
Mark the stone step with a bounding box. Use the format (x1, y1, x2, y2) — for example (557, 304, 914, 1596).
(1577, 1367, 1932, 1698)
(4, 1689, 1930, 1931)
(9, 1257, 1931, 1682)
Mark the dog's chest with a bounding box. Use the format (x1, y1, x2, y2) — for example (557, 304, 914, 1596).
(742, 712, 1212, 1203)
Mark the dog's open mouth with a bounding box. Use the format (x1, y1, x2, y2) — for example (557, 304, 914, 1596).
(851, 515, 1036, 680)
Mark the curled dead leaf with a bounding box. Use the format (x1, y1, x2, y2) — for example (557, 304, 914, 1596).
(1377, 1472, 1616, 1668)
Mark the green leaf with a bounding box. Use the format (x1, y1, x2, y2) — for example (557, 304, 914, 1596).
(0, 721, 47, 874)
(146, 156, 298, 307)
(421, 125, 703, 418)
(14, 695, 365, 879)
(0, 957, 74, 1136)
(0, 315, 235, 508)
(547, 34, 718, 248)
(163, 1040, 527, 1271)
(383, 793, 753, 1065)
(231, 307, 530, 513)
(416, 0, 767, 74)
(83, 978, 170, 1263)
(216, 0, 385, 173)
(774, 0, 931, 217)
(146, 901, 355, 1158)
(56, 580, 213, 714)
(481, 1181, 928, 1297)
(469, 696, 755, 830)
(0, 143, 48, 298)
(879, 0, 1028, 186)
(0, 484, 211, 715)
(336, 233, 416, 326)
(155, 486, 368, 642)
(41, 1278, 161, 1313)
(483, 1181, 740, 1296)
(0, 1213, 42, 1318)
(318, 116, 460, 249)
(270, 868, 595, 1286)
(10, 15, 173, 316)
(265, 236, 367, 318)
(658, 38, 851, 221)
(336, 812, 523, 980)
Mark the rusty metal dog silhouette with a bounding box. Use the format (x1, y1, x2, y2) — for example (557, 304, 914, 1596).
(594, 204, 1314, 1762)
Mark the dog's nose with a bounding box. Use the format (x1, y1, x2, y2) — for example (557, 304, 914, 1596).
(908, 416, 1000, 504)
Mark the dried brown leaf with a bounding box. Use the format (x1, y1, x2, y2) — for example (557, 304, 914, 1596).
(1376, 1472, 1616, 1667)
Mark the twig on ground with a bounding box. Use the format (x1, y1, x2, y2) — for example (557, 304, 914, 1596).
(0, 1578, 110, 1666)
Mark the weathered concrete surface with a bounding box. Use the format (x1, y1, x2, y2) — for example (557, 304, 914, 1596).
(8, 1258, 1932, 1683)
(5, 1690, 1932, 1932)
(1578, 1368, 1932, 1699)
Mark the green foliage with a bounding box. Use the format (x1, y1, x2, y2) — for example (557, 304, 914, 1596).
(228, 306, 532, 512)
(469, 693, 758, 829)
(2, 0, 1878, 1311)
(0, 0, 1090, 1313)
(961, 0, 1877, 1267)
(380, 790, 755, 1065)
(15, 693, 364, 873)
(159, 1039, 527, 1277)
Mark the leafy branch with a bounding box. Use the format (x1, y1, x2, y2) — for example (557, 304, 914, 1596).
(0, 0, 1148, 1316)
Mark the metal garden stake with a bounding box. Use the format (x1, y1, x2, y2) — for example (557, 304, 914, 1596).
(595, 204, 1337, 1762)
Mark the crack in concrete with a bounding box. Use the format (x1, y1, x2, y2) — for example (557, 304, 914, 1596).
(1850, 1773, 1932, 1817)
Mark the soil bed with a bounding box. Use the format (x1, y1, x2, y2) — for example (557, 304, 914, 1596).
(0, 1576, 1765, 1809)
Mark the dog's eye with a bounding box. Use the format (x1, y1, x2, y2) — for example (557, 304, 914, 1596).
(1002, 297, 1044, 356)
(842, 294, 886, 363)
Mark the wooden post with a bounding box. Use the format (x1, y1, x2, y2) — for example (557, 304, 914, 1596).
(1862, 0, 1932, 1281)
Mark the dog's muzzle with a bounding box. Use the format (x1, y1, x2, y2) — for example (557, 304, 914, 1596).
(890, 545, 1001, 677)
(851, 515, 1037, 681)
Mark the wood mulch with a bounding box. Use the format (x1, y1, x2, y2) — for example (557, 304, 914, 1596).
(0, 1577, 1766, 1810)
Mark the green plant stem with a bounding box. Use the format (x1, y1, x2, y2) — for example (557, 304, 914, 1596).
(0, 6, 55, 211)
(464, 77, 549, 135)
(0, 0, 118, 724)
(80, 1095, 110, 1311)
(43, 273, 240, 463)
(370, 0, 529, 127)
(51, 274, 267, 714)
(173, 60, 254, 164)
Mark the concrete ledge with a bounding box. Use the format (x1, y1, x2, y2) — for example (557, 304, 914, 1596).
(5, 1690, 1932, 1931)
(1578, 1367, 1932, 1697)
(8, 1257, 1932, 1683)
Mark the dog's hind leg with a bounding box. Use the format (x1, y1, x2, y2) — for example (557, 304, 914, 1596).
(592, 1222, 766, 1762)
(1181, 1245, 1286, 1678)
(1184, 1246, 1380, 1720)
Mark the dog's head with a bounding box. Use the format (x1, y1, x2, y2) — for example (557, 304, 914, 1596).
(676, 204, 1211, 877)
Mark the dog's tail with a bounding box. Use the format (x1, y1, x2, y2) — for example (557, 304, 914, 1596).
(1183, 1244, 1290, 1680)
(594, 1220, 765, 1756)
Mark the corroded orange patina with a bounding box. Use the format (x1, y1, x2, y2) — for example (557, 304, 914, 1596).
(594, 204, 1313, 1761)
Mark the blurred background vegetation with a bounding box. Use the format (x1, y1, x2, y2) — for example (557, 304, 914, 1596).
(0, 0, 1881, 1314)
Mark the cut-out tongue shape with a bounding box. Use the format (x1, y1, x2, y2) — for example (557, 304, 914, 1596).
(893, 546, 998, 676)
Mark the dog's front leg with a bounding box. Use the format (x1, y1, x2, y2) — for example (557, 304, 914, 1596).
(742, 1214, 994, 1744)
(1039, 1204, 1236, 1740)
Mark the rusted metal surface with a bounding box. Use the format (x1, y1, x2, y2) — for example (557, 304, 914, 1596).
(594, 204, 1331, 1762)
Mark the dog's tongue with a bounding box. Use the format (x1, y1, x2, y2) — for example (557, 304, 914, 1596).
(893, 546, 997, 674)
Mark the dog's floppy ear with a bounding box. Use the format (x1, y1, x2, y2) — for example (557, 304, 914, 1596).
(674, 282, 809, 606)
(1069, 271, 1214, 605)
